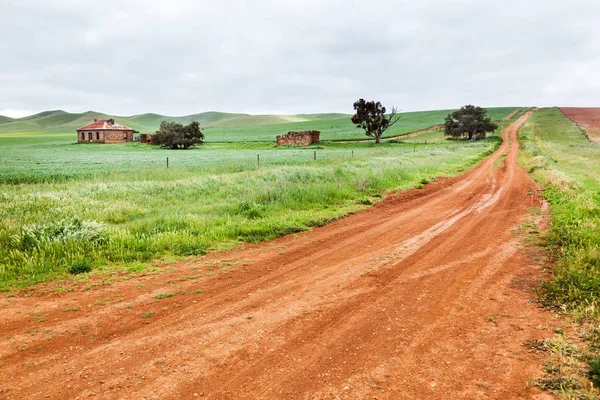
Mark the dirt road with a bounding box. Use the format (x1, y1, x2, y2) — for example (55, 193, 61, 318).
(0, 110, 556, 399)
(560, 107, 600, 144)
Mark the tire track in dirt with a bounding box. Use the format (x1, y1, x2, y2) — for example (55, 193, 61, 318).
(0, 110, 557, 399)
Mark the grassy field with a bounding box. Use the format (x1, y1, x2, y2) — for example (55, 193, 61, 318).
(0, 107, 519, 142)
(0, 107, 525, 289)
(0, 134, 498, 185)
(0, 107, 519, 185)
(520, 107, 600, 317)
(520, 107, 600, 396)
(0, 139, 502, 289)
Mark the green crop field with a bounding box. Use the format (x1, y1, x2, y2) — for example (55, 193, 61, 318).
(0, 107, 520, 289)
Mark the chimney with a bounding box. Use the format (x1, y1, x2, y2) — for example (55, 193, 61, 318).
(94, 119, 97, 122)
(107, 119, 115, 125)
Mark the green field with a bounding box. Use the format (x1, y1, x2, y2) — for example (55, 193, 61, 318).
(0, 107, 522, 289)
(0, 107, 519, 142)
(0, 107, 519, 185)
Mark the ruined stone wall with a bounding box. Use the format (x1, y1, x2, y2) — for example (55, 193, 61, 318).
(103, 130, 134, 144)
(276, 131, 320, 147)
(139, 134, 155, 144)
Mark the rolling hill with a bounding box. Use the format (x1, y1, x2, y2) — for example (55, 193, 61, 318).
(0, 110, 253, 135)
(0, 115, 14, 124)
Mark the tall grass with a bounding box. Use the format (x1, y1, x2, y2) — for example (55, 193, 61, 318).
(0, 138, 500, 289)
(519, 107, 600, 318)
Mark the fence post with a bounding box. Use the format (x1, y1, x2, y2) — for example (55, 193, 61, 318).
(167, 157, 169, 168)
(314, 151, 316, 161)
(257, 154, 260, 167)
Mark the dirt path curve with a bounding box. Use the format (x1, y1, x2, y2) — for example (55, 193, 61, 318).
(0, 110, 557, 399)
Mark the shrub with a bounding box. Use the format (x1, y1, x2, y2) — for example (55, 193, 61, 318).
(172, 241, 209, 256)
(69, 261, 92, 275)
(236, 201, 265, 219)
(588, 356, 600, 386)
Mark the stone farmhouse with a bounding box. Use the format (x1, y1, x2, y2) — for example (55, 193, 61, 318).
(77, 119, 135, 143)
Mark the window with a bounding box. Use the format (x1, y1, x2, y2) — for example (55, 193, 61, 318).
(89, 132, 93, 141)
(123, 131, 127, 139)
(96, 132, 100, 140)
(80, 132, 84, 140)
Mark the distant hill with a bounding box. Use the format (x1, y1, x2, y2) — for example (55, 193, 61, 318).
(0, 109, 354, 135)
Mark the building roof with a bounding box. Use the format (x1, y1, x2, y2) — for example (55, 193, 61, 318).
(77, 119, 133, 131)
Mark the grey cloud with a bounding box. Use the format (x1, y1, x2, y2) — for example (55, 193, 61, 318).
(1, 0, 600, 117)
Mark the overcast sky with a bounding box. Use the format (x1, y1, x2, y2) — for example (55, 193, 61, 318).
(1, 0, 599, 117)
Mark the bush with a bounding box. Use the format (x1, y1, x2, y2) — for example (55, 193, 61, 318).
(588, 356, 600, 386)
(69, 261, 92, 275)
(153, 121, 204, 149)
(236, 201, 265, 219)
(172, 241, 209, 256)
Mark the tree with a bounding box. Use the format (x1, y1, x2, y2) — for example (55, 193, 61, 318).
(153, 121, 204, 149)
(444, 105, 497, 140)
(351, 99, 400, 144)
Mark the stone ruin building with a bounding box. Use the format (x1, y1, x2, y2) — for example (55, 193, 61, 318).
(276, 130, 320, 147)
(76, 119, 135, 143)
(139, 133, 155, 144)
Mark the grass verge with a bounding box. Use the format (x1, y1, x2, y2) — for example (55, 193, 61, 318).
(519, 107, 600, 397)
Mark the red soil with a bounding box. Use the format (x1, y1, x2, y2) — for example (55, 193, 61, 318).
(0, 110, 557, 399)
(560, 107, 600, 143)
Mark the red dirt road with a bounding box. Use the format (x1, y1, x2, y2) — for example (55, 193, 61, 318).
(560, 107, 600, 143)
(0, 110, 557, 399)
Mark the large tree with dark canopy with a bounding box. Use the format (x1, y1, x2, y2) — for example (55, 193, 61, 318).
(153, 121, 204, 149)
(351, 99, 400, 144)
(443, 105, 498, 140)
